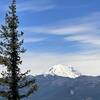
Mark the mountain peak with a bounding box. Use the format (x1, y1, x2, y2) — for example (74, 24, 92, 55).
(45, 64, 81, 78)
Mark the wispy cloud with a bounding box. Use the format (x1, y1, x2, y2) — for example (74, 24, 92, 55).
(24, 37, 45, 43)
(0, 0, 56, 13)
(22, 12, 100, 46)
(17, 5, 55, 12)
(64, 34, 100, 45)
(20, 12, 100, 59)
(22, 12, 99, 32)
(22, 25, 91, 35)
(17, 1, 56, 12)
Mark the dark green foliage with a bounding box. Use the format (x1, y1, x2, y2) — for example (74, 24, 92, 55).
(0, 0, 37, 99)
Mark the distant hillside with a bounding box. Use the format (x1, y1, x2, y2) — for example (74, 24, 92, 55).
(27, 75, 100, 100)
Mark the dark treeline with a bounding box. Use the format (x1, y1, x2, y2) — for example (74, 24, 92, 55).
(0, 0, 37, 100)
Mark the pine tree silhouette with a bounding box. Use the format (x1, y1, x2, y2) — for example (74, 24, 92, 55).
(0, 0, 37, 99)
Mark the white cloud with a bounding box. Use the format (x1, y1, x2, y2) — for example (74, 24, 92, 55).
(17, 1, 56, 12)
(0, 0, 56, 13)
(22, 12, 100, 47)
(17, 5, 55, 12)
(64, 34, 100, 45)
(22, 25, 92, 35)
(24, 37, 45, 43)
(22, 12, 100, 34)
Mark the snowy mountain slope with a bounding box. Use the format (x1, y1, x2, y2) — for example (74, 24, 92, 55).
(45, 64, 81, 78)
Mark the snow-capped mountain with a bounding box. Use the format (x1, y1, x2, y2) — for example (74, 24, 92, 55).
(1, 69, 100, 100)
(45, 64, 81, 78)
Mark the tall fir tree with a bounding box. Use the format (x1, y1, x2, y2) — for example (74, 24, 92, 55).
(0, 0, 37, 100)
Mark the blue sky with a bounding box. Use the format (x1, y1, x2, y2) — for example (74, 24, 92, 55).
(0, 0, 100, 75)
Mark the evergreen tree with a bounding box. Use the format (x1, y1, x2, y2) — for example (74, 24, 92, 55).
(0, 0, 37, 100)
